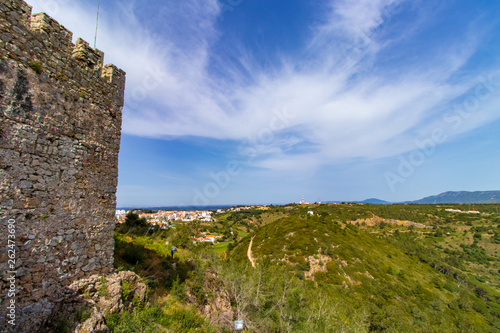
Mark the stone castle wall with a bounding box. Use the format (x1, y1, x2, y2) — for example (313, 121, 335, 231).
(0, 0, 125, 330)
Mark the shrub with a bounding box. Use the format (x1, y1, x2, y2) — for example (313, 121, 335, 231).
(124, 212, 148, 227)
(122, 280, 131, 301)
(444, 281, 458, 293)
(75, 305, 92, 323)
(387, 266, 399, 275)
(56, 73, 68, 81)
(53, 316, 71, 333)
(226, 242, 235, 252)
(326, 272, 348, 285)
(493, 233, 500, 244)
(28, 61, 43, 74)
(122, 243, 146, 265)
(431, 276, 444, 289)
(98, 276, 108, 297)
(171, 277, 187, 302)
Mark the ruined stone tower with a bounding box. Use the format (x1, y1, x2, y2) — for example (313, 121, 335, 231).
(0, 0, 125, 330)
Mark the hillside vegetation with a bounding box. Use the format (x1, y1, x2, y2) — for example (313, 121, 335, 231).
(108, 203, 500, 332)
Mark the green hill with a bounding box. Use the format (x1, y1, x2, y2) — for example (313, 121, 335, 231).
(107, 203, 500, 332)
(229, 205, 500, 331)
(411, 190, 500, 204)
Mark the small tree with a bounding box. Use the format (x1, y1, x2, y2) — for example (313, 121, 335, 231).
(227, 242, 235, 252)
(124, 212, 148, 227)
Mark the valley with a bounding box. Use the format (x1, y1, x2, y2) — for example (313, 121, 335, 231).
(110, 203, 500, 332)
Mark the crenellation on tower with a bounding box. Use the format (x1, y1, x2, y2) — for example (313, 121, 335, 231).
(102, 63, 126, 106)
(0, 0, 125, 109)
(72, 37, 103, 70)
(30, 12, 73, 52)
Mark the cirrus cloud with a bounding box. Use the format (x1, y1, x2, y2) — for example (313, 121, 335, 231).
(29, 0, 500, 176)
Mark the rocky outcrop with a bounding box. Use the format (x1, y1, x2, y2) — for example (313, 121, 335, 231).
(186, 269, 234, 328)
(349, 216, 430, 229)
(40, 271, 147, 333)
(304, 253, 332, 280)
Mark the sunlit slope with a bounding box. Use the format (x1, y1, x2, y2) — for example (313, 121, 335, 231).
(233, 215, 441, 285)
(230, 214, 500, 331)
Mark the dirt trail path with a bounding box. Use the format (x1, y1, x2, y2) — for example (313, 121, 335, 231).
(247, 236, 256, 268)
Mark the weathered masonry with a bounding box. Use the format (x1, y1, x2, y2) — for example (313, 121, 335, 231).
(0, 0, 125, 330)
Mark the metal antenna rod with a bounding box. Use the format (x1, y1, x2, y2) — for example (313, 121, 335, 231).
(94, 0, 100, 49)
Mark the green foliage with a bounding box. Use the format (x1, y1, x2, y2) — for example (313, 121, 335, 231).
(226, 241, 236, 252)
(493, 233, 500, 244)
(170, 230, 192, 249)
(53, 316, 71, 333)
(124, 212, 148, 228)
(460, 243, 494, 266)
(107, 301, 220, 333)
(122, 280, 131, 301)
(75, 305, 92, 323)
(187, 266, 209, 304)
(296, 258, 310, 272)
(111, 203, 500, 332)
(98, 276, 108, 297)
(44, 304, 94, 332)
(171, 276, 187, 302)
(56, 73, 68, 81)
(28, 61, 43, 74)
(228, 206, 500, 331)
(122, 242, 146, 265)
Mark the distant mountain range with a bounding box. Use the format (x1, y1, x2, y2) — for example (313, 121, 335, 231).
(355, 191, 500, 205)
(360, 198, 392, 204)
(408, 191, 500, 204)
(324, 198, 392, 205)
(120, 191, 500, 211)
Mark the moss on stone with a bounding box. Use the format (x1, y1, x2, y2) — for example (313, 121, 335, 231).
(28, 60, 43, 74)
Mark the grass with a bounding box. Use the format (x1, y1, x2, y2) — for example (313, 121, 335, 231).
(238, 230, 249, 237)
(213, 241, 231, 253)
(107, 298, 222, 333)
(97, 276, 108, 297)
(112, 224, 231, 332)
(114, 233, 176, 292)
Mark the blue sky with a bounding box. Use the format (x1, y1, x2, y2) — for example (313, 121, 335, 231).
(29, 0, 500, 207)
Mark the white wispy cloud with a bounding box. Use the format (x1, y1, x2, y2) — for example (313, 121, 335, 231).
(28, 0, 500, 174)
(317, 0, 402, 40)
